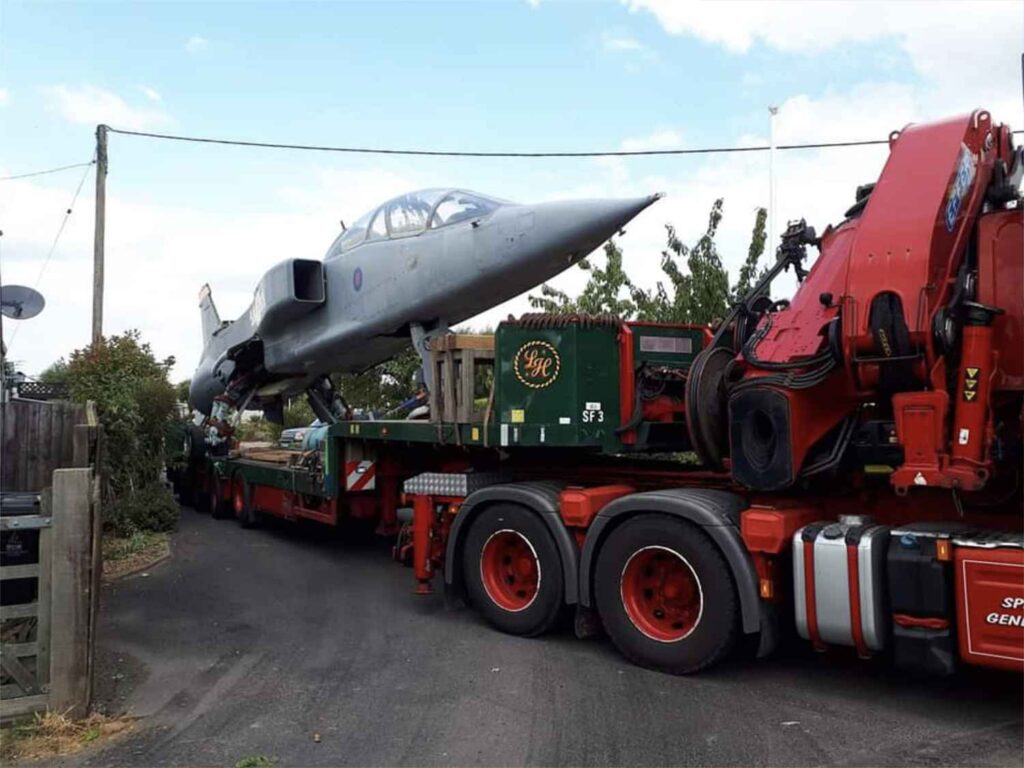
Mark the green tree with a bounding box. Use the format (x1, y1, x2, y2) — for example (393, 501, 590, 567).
(175, 378, 191, 403)
(529, 239, 636, 317)
(732, 206, 769, 303)
(630, 199, 730, 324)
(38, 360, 69, 384)
(60, 330, 179, 535)
(333, 346, 422, 415)
(528, 200, 768, 324)
(283, 397, 316, 428)
(235, 415, 282, 443)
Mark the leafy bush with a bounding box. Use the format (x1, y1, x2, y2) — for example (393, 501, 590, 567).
(236, 416, 281, 443)
(104, 481, 179, 537)
(56, 330, 180, 534)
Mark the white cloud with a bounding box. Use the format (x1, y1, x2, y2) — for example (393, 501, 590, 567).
(185, 35, 209, 54)
(43, 84, 171, 130)
(526, 0, 541, 8)
(0, 88, 9, 107)
(626, 0, 1015, 56)
(602, 31, 646, 53)
(139, 85, 162, 102)
(625, 0, 1023, 125)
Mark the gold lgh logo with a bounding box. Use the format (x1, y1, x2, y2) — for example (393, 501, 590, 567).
(513, 340, 561, 389)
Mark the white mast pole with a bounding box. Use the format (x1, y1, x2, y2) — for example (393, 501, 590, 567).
(768, 105, 778, 256)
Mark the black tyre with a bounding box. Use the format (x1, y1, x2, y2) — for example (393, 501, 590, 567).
(179, 425, 207, 508)
(462, 504, 566, 637)
(176, 470, 194, 506)
(594, 514, 738, 674)
(210, 477, 231, 519)
(194, 474, 211, 514)
(233, 476, 259, 529)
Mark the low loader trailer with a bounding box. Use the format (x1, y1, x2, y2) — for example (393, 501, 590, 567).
(179, 110, 1024, 677)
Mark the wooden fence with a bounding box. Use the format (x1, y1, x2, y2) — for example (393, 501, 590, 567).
(1, 399, 101, 720)
(1, 399, 88, 492)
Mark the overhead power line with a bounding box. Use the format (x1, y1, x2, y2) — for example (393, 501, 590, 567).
(5, 159, 94, 350)
(106, 127, 896, 158)
(0, 160, 96, 181)
(104, 126, 1024, 158)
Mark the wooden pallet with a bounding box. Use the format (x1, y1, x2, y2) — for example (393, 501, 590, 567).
(428, 334, 495, 424)
(236, 447, 302, 465)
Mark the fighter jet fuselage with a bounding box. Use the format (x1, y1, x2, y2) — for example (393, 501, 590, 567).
(190, 188, 660, 421)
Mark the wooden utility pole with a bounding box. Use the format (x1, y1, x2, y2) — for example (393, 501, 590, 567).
(92, 125, 108, 344)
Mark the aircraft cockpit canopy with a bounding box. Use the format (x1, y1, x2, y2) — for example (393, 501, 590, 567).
(328, 189, 506, 257)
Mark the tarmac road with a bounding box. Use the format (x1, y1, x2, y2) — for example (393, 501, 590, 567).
(74, 508, 1022, 768)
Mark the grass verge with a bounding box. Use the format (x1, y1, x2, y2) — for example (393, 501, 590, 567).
(0, 710, 133, 762)
(102, 531, 170, 580)
(235, 756, 276, 768)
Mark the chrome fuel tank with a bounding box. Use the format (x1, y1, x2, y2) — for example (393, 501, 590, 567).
(794, 516, 891, 653)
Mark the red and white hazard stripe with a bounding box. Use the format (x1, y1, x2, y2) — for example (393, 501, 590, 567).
(345, 460, 376, 492)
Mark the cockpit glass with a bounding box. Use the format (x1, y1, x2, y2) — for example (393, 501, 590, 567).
(386, 189, 446, 236)
(334, 208, 376, 254)
(329, 189, 502, 256)
(367, 208, 388, 241)
(431, 192, 499, 228)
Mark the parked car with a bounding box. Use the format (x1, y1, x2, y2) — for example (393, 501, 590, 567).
(278, 420, 322, 450)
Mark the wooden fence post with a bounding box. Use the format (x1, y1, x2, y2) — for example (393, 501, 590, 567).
(87, 471, 103, 706)
(72, 424, 93, 468)
(48, 468, 95, 718)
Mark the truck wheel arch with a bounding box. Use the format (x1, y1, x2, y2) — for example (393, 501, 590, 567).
(578, 489, 762, 636)
(444, 482, 579, 606)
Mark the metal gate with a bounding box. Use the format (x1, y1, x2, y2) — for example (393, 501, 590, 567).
(0, 492, 53, 718)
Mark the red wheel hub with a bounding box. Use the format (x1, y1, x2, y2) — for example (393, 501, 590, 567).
(620, 546, 702, 642)
(479, 530, 540, 612)
(232, 479, 244, 517)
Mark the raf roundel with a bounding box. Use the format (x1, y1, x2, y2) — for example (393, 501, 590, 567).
(513, 340, 561, 389)
(352, 266, 363, 292)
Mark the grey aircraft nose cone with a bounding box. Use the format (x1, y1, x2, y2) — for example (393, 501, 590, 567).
(522, 193, 664, 270)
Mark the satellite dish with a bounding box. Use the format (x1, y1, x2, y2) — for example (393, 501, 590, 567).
(0, 285, 46, 320)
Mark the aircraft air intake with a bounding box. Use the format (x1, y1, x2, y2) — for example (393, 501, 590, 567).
(251, 258, 326, 335)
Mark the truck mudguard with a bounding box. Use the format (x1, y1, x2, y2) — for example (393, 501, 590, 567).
(578, 488, 762, 635)
(444, 481, 579, 605)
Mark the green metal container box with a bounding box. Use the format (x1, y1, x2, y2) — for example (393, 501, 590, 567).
(495, 321, 622, 450)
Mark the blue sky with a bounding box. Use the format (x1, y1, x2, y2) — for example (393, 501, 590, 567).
(1, 0, 1021, 380)
(2, 2, 913, 165)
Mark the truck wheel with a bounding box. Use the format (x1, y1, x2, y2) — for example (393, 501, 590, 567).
(463, 504, 565, 637)
(194, 475, 211, 514)
(233, 477, 259, 528)
(182, 425, 207, 508)
(178, 471, 195, 507)
(210, 478, 230, 519)
(594, 514, 738, 674)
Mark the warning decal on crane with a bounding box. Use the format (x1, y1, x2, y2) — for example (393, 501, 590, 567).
(964, 367, 981, 402)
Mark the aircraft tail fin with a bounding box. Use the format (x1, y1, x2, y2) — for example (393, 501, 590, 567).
(198, 284, 222, 347)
